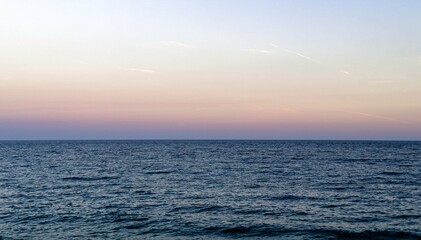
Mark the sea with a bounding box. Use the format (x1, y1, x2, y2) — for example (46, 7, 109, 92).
(0, 140, 420, 239)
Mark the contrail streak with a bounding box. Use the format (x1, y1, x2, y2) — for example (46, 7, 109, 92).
(270, 43, 350, 75)
(345, 110, 408, 124)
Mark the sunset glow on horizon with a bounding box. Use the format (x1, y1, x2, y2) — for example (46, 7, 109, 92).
(1, 0, 421, 140)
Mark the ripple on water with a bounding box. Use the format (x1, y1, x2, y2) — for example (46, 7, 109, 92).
(0, 140, 420, 239)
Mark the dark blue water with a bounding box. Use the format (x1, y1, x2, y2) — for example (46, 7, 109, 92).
(0, 140, 420, 239)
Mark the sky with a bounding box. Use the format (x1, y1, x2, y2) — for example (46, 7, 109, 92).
(1, 0, 421, 140)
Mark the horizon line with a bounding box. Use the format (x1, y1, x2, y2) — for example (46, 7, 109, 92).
(1, 139, 420, 142)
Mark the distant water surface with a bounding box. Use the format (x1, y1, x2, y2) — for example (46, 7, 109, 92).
(0, 140, 420, 239)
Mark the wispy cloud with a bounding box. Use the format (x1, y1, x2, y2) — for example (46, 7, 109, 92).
(269, 43, 282, 49)
(294, 52, 313, 60)
(270, 44, 319, 63)
(270, 43, 351, 75)
(161, 41, 196, 48)
(346, 110, 407, 124)
(125, 68, 156, 73)
(244, 48, 274, 54)
(276, 48, 314, 61)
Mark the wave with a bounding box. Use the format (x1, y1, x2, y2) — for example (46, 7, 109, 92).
(169, 205, 229, 214)
(269, 194, 319, 201)
(143, 170, 173, 175)
(60, 176, 119, 181)
(380, 171, 405, 176)
(206, 225, 420, 239)
(391, 214, 420, 219)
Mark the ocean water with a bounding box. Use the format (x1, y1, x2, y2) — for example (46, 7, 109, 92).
(0, 140, 420, 239)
